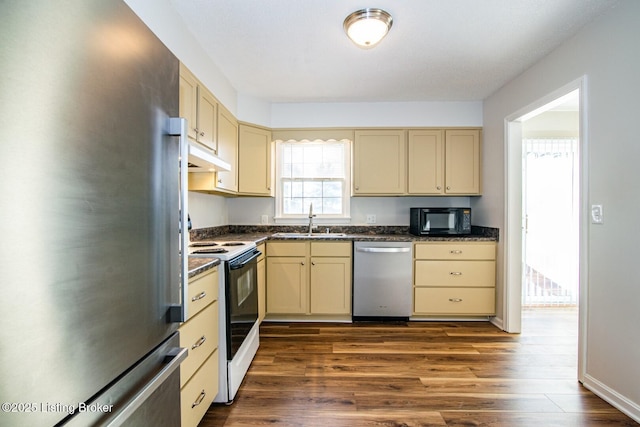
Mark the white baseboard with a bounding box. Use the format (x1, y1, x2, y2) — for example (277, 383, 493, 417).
(490, 315, 505, 331)
(582, 373, 640, 423)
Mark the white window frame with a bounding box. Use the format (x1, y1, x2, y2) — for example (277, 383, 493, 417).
(274, 139, 351, 224)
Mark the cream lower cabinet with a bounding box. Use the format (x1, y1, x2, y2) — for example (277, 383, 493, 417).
(413, 242, 496, 316)
(266, 241, 352, 318)
(179, 267, 219, 427)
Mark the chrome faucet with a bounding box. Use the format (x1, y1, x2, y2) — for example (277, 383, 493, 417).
(308, 203, 317, 235)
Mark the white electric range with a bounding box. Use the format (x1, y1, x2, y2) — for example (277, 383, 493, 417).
(188, 239, 261, 403)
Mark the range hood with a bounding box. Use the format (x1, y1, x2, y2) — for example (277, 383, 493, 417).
(188, 140, 231, 172)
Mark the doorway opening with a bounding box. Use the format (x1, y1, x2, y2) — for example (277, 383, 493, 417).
(504, 79, 586, 380)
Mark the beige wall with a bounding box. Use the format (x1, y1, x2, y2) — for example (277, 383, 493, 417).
(476, 0, 640, 419)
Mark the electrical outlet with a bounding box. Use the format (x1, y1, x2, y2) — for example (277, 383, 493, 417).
(261, 214, 269, 225)
(366, 214, 376, 224)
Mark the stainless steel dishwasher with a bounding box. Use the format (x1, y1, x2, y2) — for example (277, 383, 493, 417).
(353, 241, 413, 320)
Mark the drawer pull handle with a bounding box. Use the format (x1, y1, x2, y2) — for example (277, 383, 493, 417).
(191, 335, 206, 350)
(192, 390, 206, 408)
(449, 298, 463, 303)
(450, 250, 463, 254)
(191, 291, 207, 302)
(449, 272, 463, 276)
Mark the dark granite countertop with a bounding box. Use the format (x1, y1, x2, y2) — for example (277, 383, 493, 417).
(188, 256, 220, 278)
(190, 225, 498, 246)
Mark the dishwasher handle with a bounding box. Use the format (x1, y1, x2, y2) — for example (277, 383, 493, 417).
(356, 247, 411, 253)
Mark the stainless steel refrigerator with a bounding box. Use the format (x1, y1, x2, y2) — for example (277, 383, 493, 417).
(0, 1, 189, 425)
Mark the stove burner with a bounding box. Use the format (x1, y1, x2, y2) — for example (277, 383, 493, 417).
(190, 241, 218, 247)
(222, 242, 245, 247)
(192, 248, 228, 254)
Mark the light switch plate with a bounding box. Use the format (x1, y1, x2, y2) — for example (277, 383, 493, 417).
(591, 204, 603, 224)
(366, 214, 376, 224)
(261, 214, 269, 225)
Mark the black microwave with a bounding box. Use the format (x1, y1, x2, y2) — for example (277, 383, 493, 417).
(409, 208, 472, 236)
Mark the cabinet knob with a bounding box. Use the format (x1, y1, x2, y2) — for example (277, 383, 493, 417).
(448, 298, 463, 303)
(450, 250, 463, 254)
(218, 179, 222, 184)
(355, 186, 359, 190)
(449, 272, 463, 276)
(191, 291, 206, 302)
(191, 335, 206, 350)
(437, 186, 441, 190)
(311, 262, 316, 266)
(199, 131, 205, 137)
(446, 186, 451, 190)
(192, 390, 206, 408)
(301, 262, 305, 266)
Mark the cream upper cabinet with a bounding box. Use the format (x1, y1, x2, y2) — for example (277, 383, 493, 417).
(444, 129, 481, 194)
(215, 105, 238, 193)
(353, 129, 406, 195)
(408, 128, 481, 195)
(408, 129, 444, 194)
(238, 124, 273, 196)
(179, 63, 217, 152)
(178, 65, 198, 141)
(196, 86, 217, 152)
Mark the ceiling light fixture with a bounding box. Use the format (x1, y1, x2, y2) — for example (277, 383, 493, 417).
(343, 8, 393, 49)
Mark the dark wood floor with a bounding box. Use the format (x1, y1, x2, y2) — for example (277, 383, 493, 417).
(199, 309, 639, 426)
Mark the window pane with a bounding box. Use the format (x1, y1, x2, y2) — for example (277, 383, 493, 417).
(303, 181, 322, 197)
(291, 181, 303, 198)
(323, 181, 342, 197)
(284, 197, 302, 215)
(322, 198, 342, 214)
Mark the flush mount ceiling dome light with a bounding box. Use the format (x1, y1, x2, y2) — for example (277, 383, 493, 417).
(343, 8, 393, 49)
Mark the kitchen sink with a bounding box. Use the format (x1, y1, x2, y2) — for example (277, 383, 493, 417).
(271, 232, 348, 238)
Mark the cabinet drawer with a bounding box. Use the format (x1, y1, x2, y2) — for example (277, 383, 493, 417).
(414, 287, 495, 315)
(415, 243, 495, 260)
(311, 241, 351, 257)
(181, 350, 219, 427)
(179, 302, 218, 388)
(267, 241, 308, 257)
(415, 260, 495, 287)
(188, 267, 218, 319)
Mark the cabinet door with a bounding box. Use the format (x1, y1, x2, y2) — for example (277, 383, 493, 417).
(216, 106, 238, 192)
(353, 130, 406, 195)
(408, 130, 444, 194)
(238, 124, 272, 196)
(266, 257, 308, 314)
(445, 129, 481, 194)
(310, 257, 351, 315)
(179, 65, 198, 141)
(196, 85, 218, 152)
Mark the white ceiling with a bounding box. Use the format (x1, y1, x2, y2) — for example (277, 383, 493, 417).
(169, 0, 618, 104)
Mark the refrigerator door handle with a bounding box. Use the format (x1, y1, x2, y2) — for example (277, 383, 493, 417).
(168, 117, 189, 323)
(103, 346, 188, 427)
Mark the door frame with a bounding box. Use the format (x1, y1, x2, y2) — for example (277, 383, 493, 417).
(503, 76, 588, 381)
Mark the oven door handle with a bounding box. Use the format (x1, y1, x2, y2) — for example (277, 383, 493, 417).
(229, 250, 261, 270)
